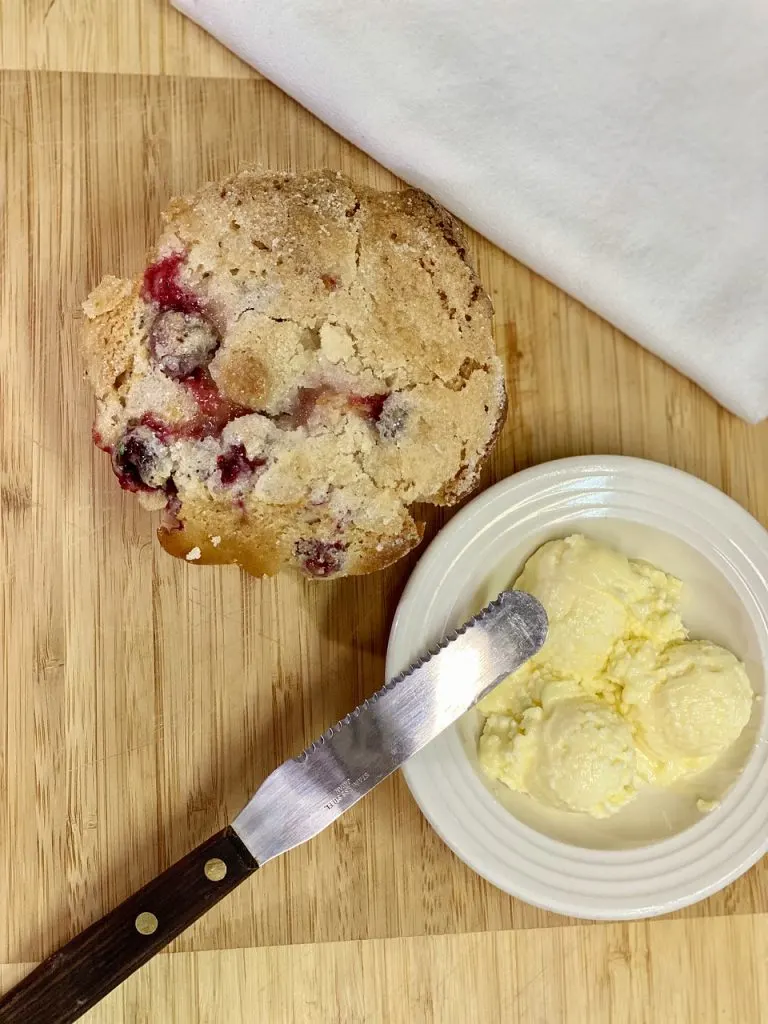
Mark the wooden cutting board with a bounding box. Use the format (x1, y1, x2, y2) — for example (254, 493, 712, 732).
(1, 2, 767, 1021)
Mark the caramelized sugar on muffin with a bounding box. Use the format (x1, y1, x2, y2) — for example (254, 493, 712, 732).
(81, 170, 506, 579)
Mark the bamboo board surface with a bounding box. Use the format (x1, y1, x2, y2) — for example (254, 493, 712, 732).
(1, 2, 767, 1021)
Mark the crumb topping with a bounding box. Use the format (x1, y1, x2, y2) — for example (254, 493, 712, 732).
(81, 170, 506, 578)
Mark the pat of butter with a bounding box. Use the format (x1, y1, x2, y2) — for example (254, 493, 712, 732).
(477, 535, 753, 820)
(696, 798, 720, 813)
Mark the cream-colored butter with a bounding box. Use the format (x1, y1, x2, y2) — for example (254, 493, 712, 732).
(480, 698, 639, 819)
(610, 639, 753, 783)
(477, 535, 753, 819)
(511, 535, 685, 680)
(696, 798, 721, 813)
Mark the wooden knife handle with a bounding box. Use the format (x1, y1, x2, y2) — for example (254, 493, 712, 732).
(0, 826, 258, 1024)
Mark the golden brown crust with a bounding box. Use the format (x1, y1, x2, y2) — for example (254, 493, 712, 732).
(82, 169, 506, 579)
(158, 490, 425, 577)
(81, 277, 144, 398)
(157, 497, 289, 576)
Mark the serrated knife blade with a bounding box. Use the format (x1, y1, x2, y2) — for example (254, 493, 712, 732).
(233, 589, 547, 863)
(0, 589, 546, 1024)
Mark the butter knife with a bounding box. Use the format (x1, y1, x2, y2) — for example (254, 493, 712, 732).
(0, 590, 546, 1024)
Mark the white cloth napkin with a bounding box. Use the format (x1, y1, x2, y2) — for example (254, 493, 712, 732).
(173, 0, 768, 422)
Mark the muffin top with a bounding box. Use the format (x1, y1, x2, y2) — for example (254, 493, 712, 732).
(82, 169, 506, 578)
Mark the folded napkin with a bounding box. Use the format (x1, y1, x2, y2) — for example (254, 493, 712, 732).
(173, 0, 768, 422)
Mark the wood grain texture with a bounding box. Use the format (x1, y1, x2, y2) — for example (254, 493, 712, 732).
(0, 0, 257, 79)
(0, 827, 256, 1023)
(1, 3, 767, 1021)
(4, 915, 768, 1023)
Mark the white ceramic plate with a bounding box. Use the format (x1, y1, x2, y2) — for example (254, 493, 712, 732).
(386, 456, 768, 920)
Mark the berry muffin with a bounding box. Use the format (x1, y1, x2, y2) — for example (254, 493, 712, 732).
(81, 170, 506, 579)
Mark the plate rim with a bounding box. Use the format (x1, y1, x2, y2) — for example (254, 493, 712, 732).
(387, 455, 768, 920)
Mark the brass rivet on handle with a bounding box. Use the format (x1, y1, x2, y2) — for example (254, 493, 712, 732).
(204, 857, 227, 882)
(135, 912, 159, 936)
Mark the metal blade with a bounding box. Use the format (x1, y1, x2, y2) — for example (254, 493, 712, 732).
(232, 590, 547, 864)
